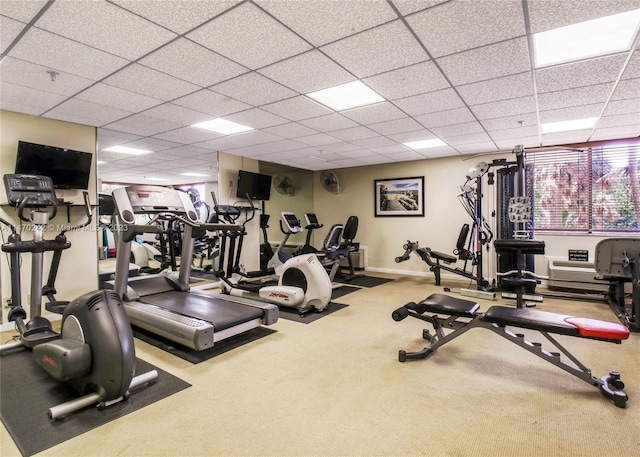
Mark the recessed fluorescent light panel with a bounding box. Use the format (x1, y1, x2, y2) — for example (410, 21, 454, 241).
(540, 117, 598, 134)
(533, 9, 640, 68)
(403, 139, 447, 150)
(180, 172, 209, 177)
(192, 118, 253, 135)
(306, 81, 385, 111)
(103, 145, 152, 155)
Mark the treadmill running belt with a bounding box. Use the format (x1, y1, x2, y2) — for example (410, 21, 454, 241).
(141, 291, 263, 332)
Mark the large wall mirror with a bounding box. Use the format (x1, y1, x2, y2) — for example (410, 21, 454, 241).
(258, 161, 313, 249)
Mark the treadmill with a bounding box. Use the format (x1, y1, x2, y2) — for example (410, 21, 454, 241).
(109, 185, 278, 351)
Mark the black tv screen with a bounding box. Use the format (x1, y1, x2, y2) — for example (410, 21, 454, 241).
(15, 141, 92, 190)
(236, 170, 272, 201)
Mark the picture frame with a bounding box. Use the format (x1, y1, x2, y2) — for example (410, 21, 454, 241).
(374, 176, 424, 217)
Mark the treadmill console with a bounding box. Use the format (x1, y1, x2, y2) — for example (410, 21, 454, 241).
(112, 185, 198, 224)
(281, 211, 303, 233)
(3, 174, 56, 206)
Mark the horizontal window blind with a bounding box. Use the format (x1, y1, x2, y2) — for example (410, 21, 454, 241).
(526, 144, 640, 233)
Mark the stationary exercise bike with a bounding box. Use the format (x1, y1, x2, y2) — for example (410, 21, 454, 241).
(213, 195, 332, 314)
(0, 174, 157, 419)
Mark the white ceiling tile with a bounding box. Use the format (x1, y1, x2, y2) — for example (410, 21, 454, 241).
(35, 1, 176, 60)
(596, 113, 640, 128)
(350, 136, 397, 149)
(187, 2, 312, 69)
(330, 126, 379, 141)
(471, 95, 537, 120)
(431, 121, 486, 138)
(296, 133, 342, 147)
(8, 27, 129, 80)
(443, 132, 493, 146)
(143, 103, 214, 125)
(103, 63, 200, 101)
(299, 113, 360, 132)
(437, 37, 530, 86)
(210, 72, 296, 106)
(413, 107, 477, 129)
(320, 20, 428, 78)
(0, 81, 67, 114)
(261, 123, 319, 139)
(123, 137, 183, 152)
(539, 103, 604, 123)
(481, 112, 539, 131)
(622, 52, 640, 80)
(317, 142, 361, 153)
(257, 0, 397, 46)
(163, 145, 216, 157)
(0, 0, 48, 22)
(602, 98, 640, 116)
(453, 142, 499, 155)
(541, 130, 591, 146)
(368, 117, 424, 135)
(537, 83, 613, 111)
(195, 130, 282, 150)
(378, 150, 425, 161)
(224, 108, 289, 130)
(329, 158, 369, 168)
(342, 102, 407, 125)
(112, 0, 241, 34)
(612, 78, 640, 100)
(386, 129, 438, 143)
(407, 0, 524, 57)
(246, 139, 307, 154)
(1, 15, 26, 54)
(457, 72, 533, 106)
(527, 0, 640, 34)
(494, 136, 540, 150)
(591, 125, 640, 141)
(393, 88, 465, 116)
(0, 57, 94, 96)
(262, 96, 333, 121)
(46, 98, 132, 126)
(172, 89, 251, 117)
(488, 125, 540, 141)
(152, 127, 222, 145)
(363, 61, 450, 101)
(76, 83, 163, 113)
(103, 113, 184, 136)
(98, 129, 143, 145)
(392, 0, 450, 16)
(536, 54, 627, 93)
(258, 50, 354, 94)
(140, 39, 248, 87)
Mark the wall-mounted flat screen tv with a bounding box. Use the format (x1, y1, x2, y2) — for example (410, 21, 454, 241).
(15, 141, 93, 190)
(236, 170, 272, 201)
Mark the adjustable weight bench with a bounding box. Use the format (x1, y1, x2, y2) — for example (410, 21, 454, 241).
(392, 293, 630, 408)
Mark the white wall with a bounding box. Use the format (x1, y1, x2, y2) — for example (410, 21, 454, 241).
(0, 110, 98, 327)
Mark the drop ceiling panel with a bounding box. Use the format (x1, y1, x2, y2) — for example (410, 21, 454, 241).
(488, 125, 539, 141)
(1, 16, 26, 54)
(210, 72, 296, 106)
(431, 121, 486, 138)
(481, 112, 539, 131)
(46, 98, 132, 126)
(139, 39, 248, 87)
(35, 1, 177, 60)
(602, 98, 640, 116)
(363, 61, 450, 101)
(535, 54, 628, 93)
(454, 141, 499, 154)
(538, 103, 604, 123)
(172, 89, 251, 117)
(320, 20, 428, 78)
(393, 88, 465, 116)
(542, 130, 591, 145)
(537, 83, 613, 111)
(406, 0, 524, 57)
(437, 37, 531, 86)
(258, 50, 354, 94)
(224, 108, 289, 130)
(414, 107, 477, 128)
(103, 63, 200, 101)
(597, 113, 640, 128)
(261, 96, 333, 121)
(391, 0, 451, 17)
(350, 136, 397, 149)
(341, 102, 407, 124)
(299, 113, 360, 132)
(591, 124, 640, 141)
(296, 133, 342, 147)
(442, 131, 493, 147)
(123, 137, 183, 152)
(457, 72, 533, 106)
(8, 27, 129, 80)
(195, 130, 282, 150)
(368, 117, 424, 135)
(76, 83, 163, 113)
(112, 0, 241, 34)
(152, 127, 222, 144)
(103, 113, 184, 136)
(0, 57, 94, 96)
(257, 0, 397, 47)
(0, 81, 67, 114)
(261, 122, 319, 139)
(330, 126, 379, 141)
(186, 2, 312, 69)
(143, 103, 214, 125)
(0, 0, 48, 22)
(495, 136, 541, 150)
(470, 95, 537, 120)
(612, 78, 640, 100)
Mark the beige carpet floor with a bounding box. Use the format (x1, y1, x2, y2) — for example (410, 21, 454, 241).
(1, 274, 639, 456)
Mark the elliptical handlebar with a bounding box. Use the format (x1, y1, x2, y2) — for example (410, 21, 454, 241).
(60, 191, 93, 234)
(18, 194, 57, 222)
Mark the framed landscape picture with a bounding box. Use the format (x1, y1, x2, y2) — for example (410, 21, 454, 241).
(374, 176, 424, 217)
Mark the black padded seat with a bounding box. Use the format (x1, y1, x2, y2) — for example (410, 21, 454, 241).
(484, 306, 579, 337)
(415, 293, 480, 318)
(429, 250, 457, 263)
(494, 239, 546, 255)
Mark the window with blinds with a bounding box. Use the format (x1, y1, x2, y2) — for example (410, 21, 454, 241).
(526, 142, 640, 233)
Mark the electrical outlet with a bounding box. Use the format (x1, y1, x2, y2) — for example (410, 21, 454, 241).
(2, 297, 11, 307)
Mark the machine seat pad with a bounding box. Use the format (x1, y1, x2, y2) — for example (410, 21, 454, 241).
(415, 294, 480, 318)
(484, 306, 629, 341)
(493, 239, 546, 255)
(429, 250, 457, 263)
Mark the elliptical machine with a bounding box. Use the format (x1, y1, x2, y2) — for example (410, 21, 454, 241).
(0, 174, 157, 419)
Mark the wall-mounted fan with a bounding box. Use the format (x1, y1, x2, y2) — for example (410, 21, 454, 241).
(320, 171, 340, 194)
(273, 175, 295, 196)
